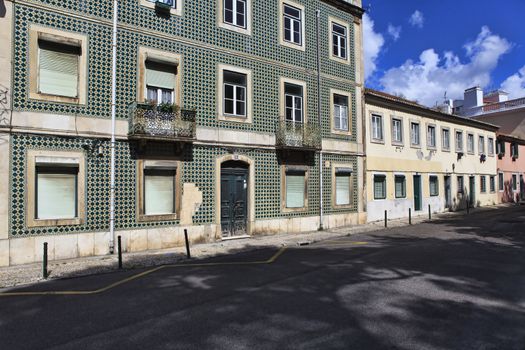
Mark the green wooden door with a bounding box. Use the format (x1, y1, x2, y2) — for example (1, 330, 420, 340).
(413, 175, 422, 211)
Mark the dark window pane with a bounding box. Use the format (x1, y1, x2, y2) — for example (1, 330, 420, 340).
(286, 107, 293, 121)
(236, 101, 246, 116)
(334, 94, 348, 106)
(224, 70, 246, 86)
(285, 83, 302, 97)
(236, 86, 245, 101)
(225, 9, 233, 23)
(284, 5, 300, 18)
(224, 84, 234, 99)
(286, 95, 293, 109)
(224, 99, 234, 114)
(225, 0, 233, 11)
(237, 13, 245, 27)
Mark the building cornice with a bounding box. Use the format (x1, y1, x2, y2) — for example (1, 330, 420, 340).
(365, 89, 499, 132)
(320, 0, 365, 19)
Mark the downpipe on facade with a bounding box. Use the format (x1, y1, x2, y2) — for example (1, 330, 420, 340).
(316, 9, 324, 231)
(109, 0, 118, 254)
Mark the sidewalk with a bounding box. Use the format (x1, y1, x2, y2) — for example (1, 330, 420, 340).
(0, 205, 510, 289)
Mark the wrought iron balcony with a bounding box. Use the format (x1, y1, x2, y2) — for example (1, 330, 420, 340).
(128, 103, 196, 142)
(275, 120, 322, 151)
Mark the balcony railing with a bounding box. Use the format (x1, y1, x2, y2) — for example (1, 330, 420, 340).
(128, 103, 196, 142)
(276, 120, 321, 151)
(463, 97, 525, 117)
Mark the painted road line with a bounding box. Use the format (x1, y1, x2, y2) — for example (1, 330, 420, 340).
(0, 248, 287, 298)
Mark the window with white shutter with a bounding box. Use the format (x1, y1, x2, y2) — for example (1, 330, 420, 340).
(335, 168, 352, 206)
(144, 169, 176, 215)
(36, 166, 78, 220)
(38, 40, 80, 98)
(146, 60, 177, 105)
(285, 169, 306, 208)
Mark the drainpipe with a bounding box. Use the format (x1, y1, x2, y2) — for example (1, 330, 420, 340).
(108, 0, 118, 253)
(316, 9, 324, 231)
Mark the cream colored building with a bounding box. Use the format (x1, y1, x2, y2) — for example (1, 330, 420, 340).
(364, 89, 499, 222)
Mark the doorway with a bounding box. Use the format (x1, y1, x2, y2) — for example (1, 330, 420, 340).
(444, 176, 451, 209)
(520, 174, 524, 201)
(220, 161, 249, 238)
(469, 176, 476, 207)
(413, 175, 422, 211)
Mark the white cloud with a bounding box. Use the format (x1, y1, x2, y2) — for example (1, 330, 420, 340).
(363, 13, 385, 80)
(500, 66, 525, 99)
(409, 10, 424, 28)
(387, 24, 401, 41)
(379, 26, 512, 106)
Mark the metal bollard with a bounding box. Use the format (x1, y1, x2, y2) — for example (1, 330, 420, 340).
(43, 242, 48, 279)
(409, 208, 412, 225)
(466, 198, 470, 214)
(428, 204, 431, 220)
(184, 229, 191, 259)
(118, 235, 122, 269)
(384, 210, 388, 228)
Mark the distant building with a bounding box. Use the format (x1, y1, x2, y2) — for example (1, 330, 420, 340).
(365, 89, 499, 222)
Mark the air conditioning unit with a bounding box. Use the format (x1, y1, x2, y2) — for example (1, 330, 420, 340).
(155, 0, 173, 15)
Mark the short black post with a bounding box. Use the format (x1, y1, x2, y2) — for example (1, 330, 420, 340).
(43, 242, 48, 279)
(117, 235, 122, 269)
(409, 208, 412, 225)
(428, 204, 431, 220)
(184, 229, 191, 259)
(384, 210, 388, 228)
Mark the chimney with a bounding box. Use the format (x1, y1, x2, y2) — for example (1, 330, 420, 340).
(463, 87, 483, 109)
(484, 90, 509, 104)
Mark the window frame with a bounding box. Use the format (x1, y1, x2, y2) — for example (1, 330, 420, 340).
(280, 77, 307, 124)
(373, 174, 387, 200)
(140, 0, 183, 16)
(282, 165, 309, 213)
(222, 70, 248, 118)
(218, 0, 252, 35)
(28, 25, 88, 105)
(467, 133, 475, 154)
(480, 175, 486, 193)
(489, 175, 495, 193)
(279, 0, 305, 51)
(332, 164, 354, 208)
(498, 172, 504, 192)
(478, 135, 485, 155)
(328, 17, 350, 64)
(429, 175, 439, 196)
(426, 123, 437, 150)
(26, 150, 86, 228)
(488, 137, 495, 156)
(512, 173, 518, 191)
(330, 89, 352, 135)
(457, 175, 464, 194)
(137, 160, 180, 222)
(394, 174, 406, 199)
(455, 130, 464, 153)
(391, 116, 404, 146)
(441, 127, 451, 152)
(218, 64, 253, 123)
(370, 113, 384, 143)
(410, 121, 421, 148)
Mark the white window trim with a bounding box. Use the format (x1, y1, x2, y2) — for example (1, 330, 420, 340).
(467, 133, 475, 154)
(332, 163, 354, 208)
(279, 77, 307, 123)
(488, 137, 495, 156)
(217, 0, 252, 35)
(139, 0, 183, 16)
(441, 127, 451, 152)
(410, 120, 421, 148)
(372, 172, 387, 201)
(369, 112, 384, 143)
(28, 25, 88, 105)
(138, 47, 182, 106)
(391, 116, 404, 146)
(330, 88, 352, 135)
(478, 134, 486, 155)
(455, 129, 464, 153)
(26, 150, 86, 228)
(328, 16, 351, 64)
(426, 123, 437, 150)
(279, 0, 306, 51)
(217, 64, 253, 123)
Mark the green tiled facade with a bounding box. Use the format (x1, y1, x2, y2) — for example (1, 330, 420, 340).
(5, 0, 364, 244)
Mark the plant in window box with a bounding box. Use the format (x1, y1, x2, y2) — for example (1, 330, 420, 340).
(480, 154, 486, 163)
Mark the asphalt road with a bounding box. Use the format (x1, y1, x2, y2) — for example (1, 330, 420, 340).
(1, 206, 525, 350)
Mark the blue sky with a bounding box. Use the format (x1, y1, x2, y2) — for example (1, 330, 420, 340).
(362, 0, 525, 106)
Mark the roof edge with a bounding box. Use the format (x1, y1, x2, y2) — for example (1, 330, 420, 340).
(320, 0, 365, 18)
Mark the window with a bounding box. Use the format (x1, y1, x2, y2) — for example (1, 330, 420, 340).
(395, 175, 406, 198)
(467, 133, 475, 154)
(442, 128, 450, 150)
(334, 168, 352, 206)
(29, 25, 87, 104)
(36, 166, 78, 220)
(498, 172, 504, 191)
(411, 122, 420, 146)
(490, 176, 495, 192)
(285, 83, 304, 123)
(488, 137, 494, 155)
(457, 176, 464, 194)
(478, 136, 485, 155)
(511, 142, 519, 158)
(496, 139, 505, 155)
(374, 175, 386, 200)
(331, 22, 348, 60)
(427, 125, 436, 148)
(218, 65, 252, 123)
(282, 2, 303, 48)
(333, 94, 349, 131)
(138, 160, 179, 221)
(285, 168, 307, 209)
(392, 118, 403, 144)
(371, 114, 383, 141)
(141, 0, 182, 16)
(146, 60, 177, 105)
(512, 174, 518, 191)
(455, 131, 464, 152)
(26, 150, 86, 228)
(223, 0, 247, 28)
(480, 175, 486, 193)
(223, 70, 247, 117)
(429, 176, 439, 196)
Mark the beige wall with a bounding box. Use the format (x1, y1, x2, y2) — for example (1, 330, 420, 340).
(365, 103, 498, 221)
